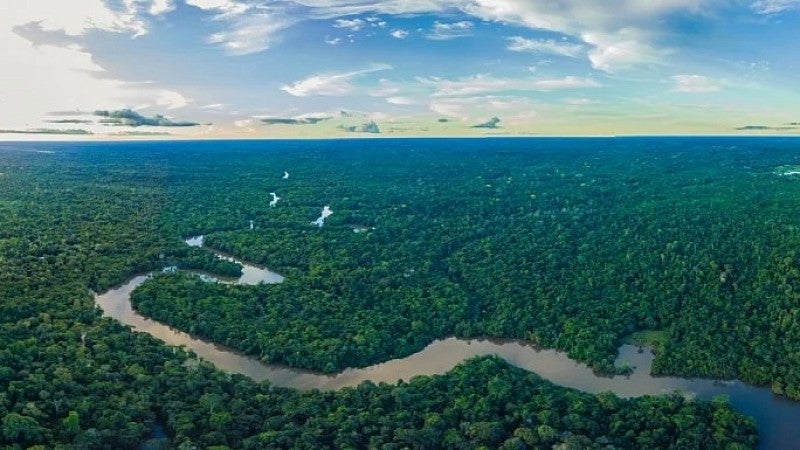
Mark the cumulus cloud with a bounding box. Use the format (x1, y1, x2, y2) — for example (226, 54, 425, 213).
(94, 109, 199, 127)
(671, 74, 720, 93)
(390, 29, 409, 39)
(0, 1, 191, 129)
(148, 0, 176, 16)
(333, 18, 365, 31)
(365, 16, 387, 27)
(506, 36, 583, 57)
(472, 117, 501, 128)
(427, 20, 473, 40)
(281, 64, 391, 97)
(583, 29, 668, 73)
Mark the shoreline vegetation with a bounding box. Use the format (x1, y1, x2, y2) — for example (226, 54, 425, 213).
(3, 137, 798, 448)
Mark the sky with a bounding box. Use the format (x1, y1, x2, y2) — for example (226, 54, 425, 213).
(0, 0, 799, 139)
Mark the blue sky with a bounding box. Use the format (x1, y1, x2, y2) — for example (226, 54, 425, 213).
(1, 0, 799, 138)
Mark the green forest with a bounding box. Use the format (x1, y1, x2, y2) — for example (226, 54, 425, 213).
(5, 137, 800, 448)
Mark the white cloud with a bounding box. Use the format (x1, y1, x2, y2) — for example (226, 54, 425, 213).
(0, 0, 190, 129)
(533, 76, 601, 90)
(365, 17, 387, 27)
(6, 0, 148, 37)
(281, 64, 392, 97)
(461, 0, 712, 71)
(234, 118, 255, 128)
(186, 0, 294, 54)
(386, 96, 417, 105)
(751, 0, 800, 13)
(184, 0, 248, 16)
(390, 29, 409, 39)
(333, 18, 365, 31)
(207, 13, 296, 55)
(582, 29, 667, 73)
(202, 103, 226, 110)
(148, 0, 175, 15)
(426, 21, 473, 40)
(324, 36, 341, 45)
(295, 111, 335, 120)
(183, 0, 721, 72)
(420, 74, 600, 97)
(506, 36, 583, 58)
(671, 74, 721, 93)
(429, 95, 537, 121)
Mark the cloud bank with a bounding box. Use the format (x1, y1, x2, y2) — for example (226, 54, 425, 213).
(94, 109, 199, 127)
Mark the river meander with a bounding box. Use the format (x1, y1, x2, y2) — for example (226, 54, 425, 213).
(94, 237, 800, 449)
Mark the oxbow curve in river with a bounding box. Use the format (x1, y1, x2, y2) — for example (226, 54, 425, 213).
(93, 236, 800, 449)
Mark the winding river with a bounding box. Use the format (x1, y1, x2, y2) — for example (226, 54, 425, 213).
(95, 237, 800, 449)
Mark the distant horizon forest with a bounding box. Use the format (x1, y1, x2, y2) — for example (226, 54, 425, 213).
(5, 136, 800, 448)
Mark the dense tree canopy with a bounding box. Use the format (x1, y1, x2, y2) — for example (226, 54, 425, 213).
(2, 137, 791, 447)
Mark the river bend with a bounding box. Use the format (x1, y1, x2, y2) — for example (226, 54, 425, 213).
(94, 237, 800, 449)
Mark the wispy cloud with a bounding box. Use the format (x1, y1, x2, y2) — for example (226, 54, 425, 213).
(44, 119, 93, 124)
(260, 113, 333, 125)
(750, 0, 800, 14)
(671, 74, 721, 93)
(207, 13, 296, 55)
(421, 74, 600, 97)
(506, 36, 583, 57)
(429, 95, 537, 121)
(180, 0, 723, 74)
(186, 0, 295, 54)
(533, 76, 601, 90)
(0, 128, 92, 135)
(426, 21, 473, 40)
(281, 64, 392, 97)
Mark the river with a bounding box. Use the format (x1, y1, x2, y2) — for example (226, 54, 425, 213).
(94, 237, 800, 449)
